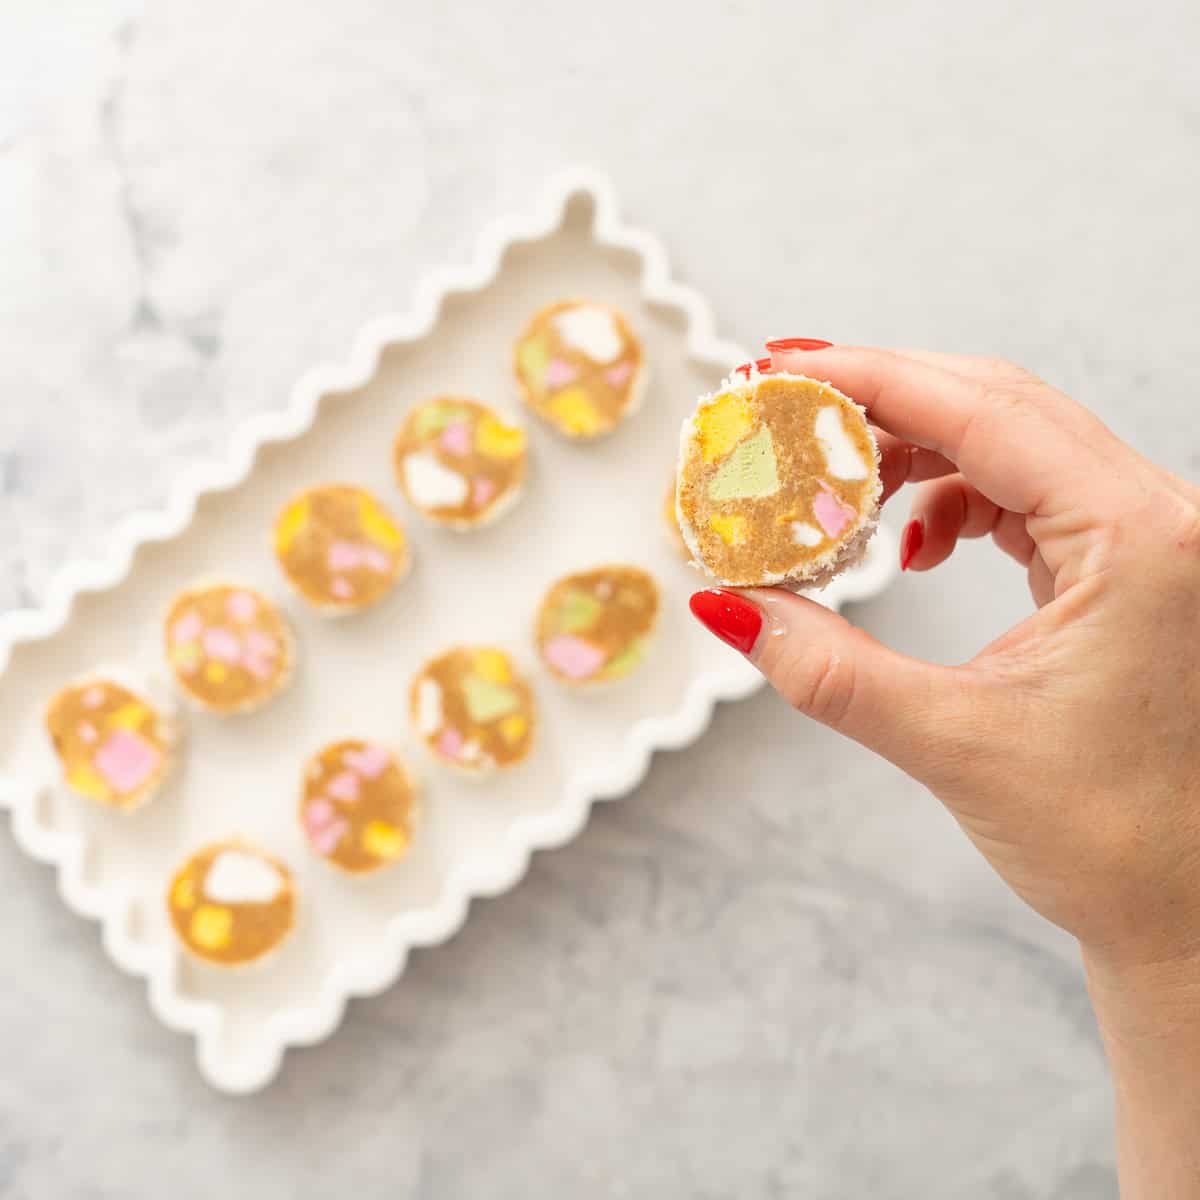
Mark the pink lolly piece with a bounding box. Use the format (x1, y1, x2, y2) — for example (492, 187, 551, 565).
(203, 626, 243, 663)
(331, 576, 355, 600)
(226, 591, 258, 622)
(605, 361, 633, 387)
(308, 812, 349, 856)
(326, 770, 361, 802)
(813, 485, 855, 539)
(94, 730, 161, 795)
(543, 358, 577, 388)
(171, 611, 204, 646)
(306, 798, 335, 826)
(437, 726, 465, 760)
(244, 630, 278, 659)
(242, 653, 274, 680)
(362, 546, 392, 574)
(328, 540, 363, 571)
(344, 744, 391, 779)
(471, 477, 497, 509)
(440, 421, 472, 456)
(544, 634, 607, 680)
(82, 686, 106, 709)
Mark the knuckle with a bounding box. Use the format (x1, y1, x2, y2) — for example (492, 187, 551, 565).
(961, 378, 1050, 454)
(980, 378, 1036, 416)
(781, 647, 858, 728)
(1157, 494, 1200, 559)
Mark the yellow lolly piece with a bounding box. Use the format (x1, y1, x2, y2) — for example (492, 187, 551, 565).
(362, 820, 409, 861)
(548, 387, 602, 436)
(172, 876, 197, 910)
(498, 713, 528, 745)
(517, 337, 549, 386)
(475, 415, 526, 459)
(108, 702, 148, 731)
(696, 392, 754, 463)
(709, 513, 748, 546)
(358, 493, 403, 551)
(275, 496, 310, 555)
(205, 662, 229, 684)
(473, 649, 512, 684)
(190, 905, 233, 951)
(67, 761, 111, 801)
(172, 643, 201, 671)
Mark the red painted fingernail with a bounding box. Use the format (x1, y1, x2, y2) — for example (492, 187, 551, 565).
(734, 356, 774, 379)
(900, 519, 924, 571)
(764, 337, 833, 352)
(689, 589, 763, 655)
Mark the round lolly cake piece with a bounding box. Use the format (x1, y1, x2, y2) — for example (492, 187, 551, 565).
(676, 370, 880, 590)
(300, 739, 418, 874)
(164, 583, 294, 713)
(274, 483, 409, 612)
(44, 676, 174, 811)
(535, 565, 660, 687)
(393, 398, 527, 529)
(410, 646, 535, 774)
(513, 299, 645, 438)
(167, 841, 296, 967)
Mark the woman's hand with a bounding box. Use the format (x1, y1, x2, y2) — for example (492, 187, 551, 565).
(688, 343, 1200, 1195)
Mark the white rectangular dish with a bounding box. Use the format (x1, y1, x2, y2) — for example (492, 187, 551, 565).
(0, 170, 896, 1093)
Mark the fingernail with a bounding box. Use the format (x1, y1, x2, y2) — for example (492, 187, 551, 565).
(764, 338, 833, 352)
(734, 356, 774, 379)
(900, 519, 924, 571)
(689, 589, 763, 655)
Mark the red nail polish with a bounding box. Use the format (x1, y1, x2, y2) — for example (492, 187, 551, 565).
(764, 337, 833, 352)
(734, 356, 774, 379)
(900, 519, 924, 571)
(689, 589, 763, 654)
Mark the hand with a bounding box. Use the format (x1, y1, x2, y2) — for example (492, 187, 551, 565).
(688, 343, 1200, 1194)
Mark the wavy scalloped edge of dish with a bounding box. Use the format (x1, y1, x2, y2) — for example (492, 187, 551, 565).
(0, 167, 897, 1094)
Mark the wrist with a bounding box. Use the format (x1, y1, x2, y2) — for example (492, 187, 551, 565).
(1083, 944, 1200, 1045)
(1082, 947, 1200, 1195)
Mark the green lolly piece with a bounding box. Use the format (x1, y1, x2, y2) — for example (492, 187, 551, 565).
(602, 638, 643, 680)
(517, 338, 549, 388)
(555, 589, 603, 634)
(414, 403, 474, 440)
(707, 425, 780, 502)
(462, 673, 520, 724)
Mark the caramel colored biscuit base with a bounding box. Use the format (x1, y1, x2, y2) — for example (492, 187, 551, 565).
(411, 647, 535, 772)
(514, 300, 644, 438)
(45, 678, 171, 810)
(301, 740, 417, 874)
(165, 584, 292, 712)
(535, 566, 659, 685)
(275, 484, 408, 610)
(168, 842, 295, 967)
(677, 375, 880, 586)
(394, 398, 526, 527)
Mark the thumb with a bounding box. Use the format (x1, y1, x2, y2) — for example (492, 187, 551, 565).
(689, 587, 976, 783)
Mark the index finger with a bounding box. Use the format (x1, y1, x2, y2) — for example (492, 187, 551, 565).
(769, 344, 1098, 516)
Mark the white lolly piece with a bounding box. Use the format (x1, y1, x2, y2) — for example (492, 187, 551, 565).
(415, 678, 443, 736)
(553, 305, 622, 363)
(404, 450, 470, 509)
(204, 850, 283, 905)
(815, 406, 868, 480)
(790, 521, 824, 547)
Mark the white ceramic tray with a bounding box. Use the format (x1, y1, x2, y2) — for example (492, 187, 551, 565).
(0, 170, 896, 1094)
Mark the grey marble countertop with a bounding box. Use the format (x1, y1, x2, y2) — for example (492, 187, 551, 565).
(3, 2, 1198, 1196)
